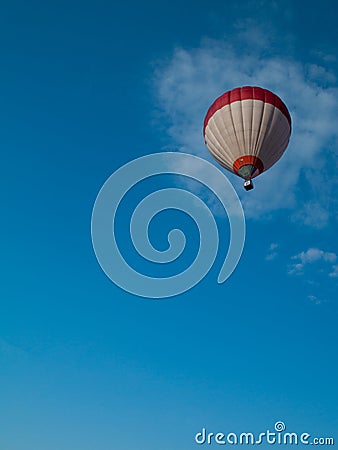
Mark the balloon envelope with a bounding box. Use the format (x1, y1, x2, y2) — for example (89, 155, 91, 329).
(204, 86, 291, 181)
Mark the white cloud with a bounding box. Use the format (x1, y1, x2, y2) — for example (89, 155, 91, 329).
(289, 247, 337, 275)
(265, 252, 278, 261)
(154, 24, 338, 223)
(294, 248, 337, 264)
(329, 265, 338, 278)
(288, 262, 304, 276)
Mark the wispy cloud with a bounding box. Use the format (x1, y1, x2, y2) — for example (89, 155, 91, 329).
(287, 248, 337, 304)
(292, 201, 330, 229)
(154, 23, 338, 224)
(265, 243, 278, 261)
(307, 294, 324, 305)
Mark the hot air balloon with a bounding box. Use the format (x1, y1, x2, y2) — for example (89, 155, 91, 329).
(203, 86, 291, 191)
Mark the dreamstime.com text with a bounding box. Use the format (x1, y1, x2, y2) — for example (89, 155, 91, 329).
(194, 422, 334, 446)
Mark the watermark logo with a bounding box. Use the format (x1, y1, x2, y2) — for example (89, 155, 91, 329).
(275, 421, 286, 433)
(91, 152, 245, 298)
(195, 422, 334, 446)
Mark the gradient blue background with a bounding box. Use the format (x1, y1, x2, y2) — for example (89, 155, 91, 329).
(1, 1, 337, 448)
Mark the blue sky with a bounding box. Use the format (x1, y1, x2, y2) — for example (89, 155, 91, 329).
(1, 0, 337, 448)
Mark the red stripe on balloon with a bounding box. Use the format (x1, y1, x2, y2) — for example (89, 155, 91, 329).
(203, 86, 292, 134)
(233, 155, 264, 177)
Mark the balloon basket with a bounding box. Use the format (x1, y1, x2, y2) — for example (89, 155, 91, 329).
(244, 179, 254, 191)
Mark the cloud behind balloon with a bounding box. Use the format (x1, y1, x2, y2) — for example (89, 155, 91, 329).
(153, 24, 338, 225)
